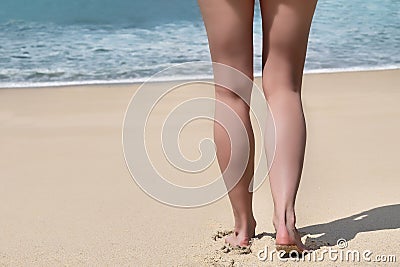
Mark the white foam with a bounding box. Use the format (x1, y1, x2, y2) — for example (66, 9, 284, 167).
(1, 65, 399, 89)
(302, 65, 400, 74)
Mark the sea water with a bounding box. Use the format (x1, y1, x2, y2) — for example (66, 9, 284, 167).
(0, 0, 399, 87)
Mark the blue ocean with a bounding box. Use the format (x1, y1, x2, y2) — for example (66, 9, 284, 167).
(0, 0, 399, 87)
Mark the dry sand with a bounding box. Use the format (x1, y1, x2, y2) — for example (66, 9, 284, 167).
(0, 69, 399, 266)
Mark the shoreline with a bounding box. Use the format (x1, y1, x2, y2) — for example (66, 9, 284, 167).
(1, 65, 399, 89)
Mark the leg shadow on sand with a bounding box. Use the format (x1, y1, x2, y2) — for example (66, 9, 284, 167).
(255, 204, 400, 250)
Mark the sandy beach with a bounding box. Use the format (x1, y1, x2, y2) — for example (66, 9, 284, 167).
(0, 69, 399, 266)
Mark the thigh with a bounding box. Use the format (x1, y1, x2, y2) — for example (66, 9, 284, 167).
(260, 0, 317, 92)
(198, 0, 255, 101)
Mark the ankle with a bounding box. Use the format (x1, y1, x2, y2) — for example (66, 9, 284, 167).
(273, 209, 296, 230)
(234, 215, 256, 237)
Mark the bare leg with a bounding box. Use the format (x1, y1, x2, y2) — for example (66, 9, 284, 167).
(197, 0, 256, 246)
(260, 0, 318, 250)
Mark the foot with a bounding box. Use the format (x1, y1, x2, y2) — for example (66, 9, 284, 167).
(273, 215, 309, 252)
(225, 218, 256, 247)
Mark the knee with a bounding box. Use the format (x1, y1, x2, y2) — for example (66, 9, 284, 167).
(262, 67, 303, 100)
(215, 76, 254, 103)
(262, 49, 305, 99)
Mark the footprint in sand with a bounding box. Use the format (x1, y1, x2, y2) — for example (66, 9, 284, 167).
(220, 243, 252, 254)
(211, 230, 252, 255)
(211, 229, 233, 241)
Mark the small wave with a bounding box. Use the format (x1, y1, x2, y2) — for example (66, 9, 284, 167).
(26, 71, 66, 79)
(93, 48, 112, 53)
(303, 65, 400, 74)
(11, 55, 31, 59)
